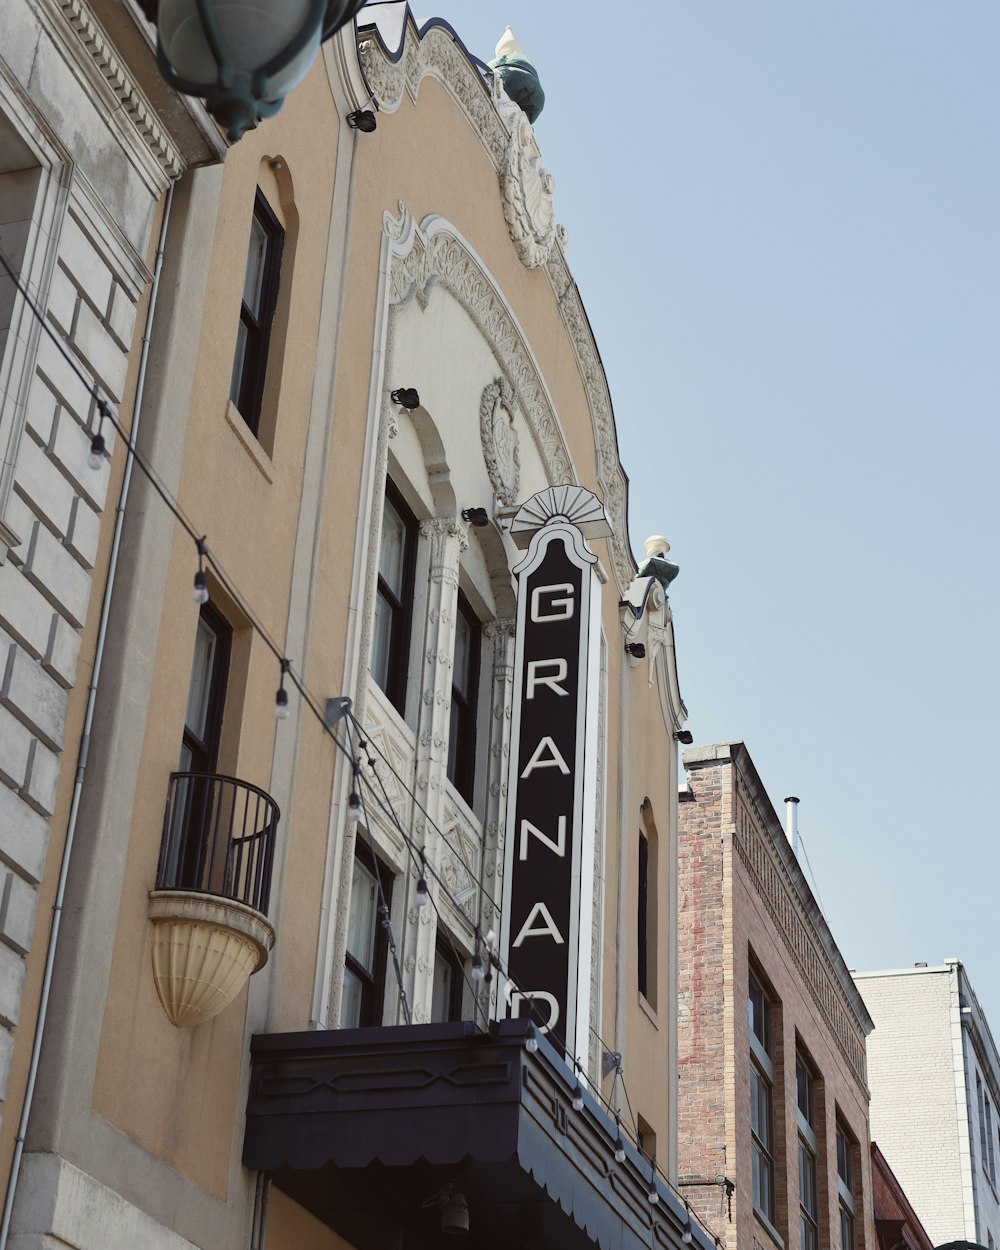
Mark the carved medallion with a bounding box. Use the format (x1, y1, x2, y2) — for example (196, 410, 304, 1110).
(479, 378, 521, 506)
(499, 105, 556, 269)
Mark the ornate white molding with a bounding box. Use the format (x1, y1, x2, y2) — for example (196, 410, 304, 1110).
(499, 103, 556, 269)
(359, 15, 635, 590)
(385, 205, 574, 493)
(479, 377, 521, 507)
(54, 0, 184, 180)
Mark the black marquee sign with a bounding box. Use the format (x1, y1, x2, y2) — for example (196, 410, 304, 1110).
(499, 491, 605, 1064)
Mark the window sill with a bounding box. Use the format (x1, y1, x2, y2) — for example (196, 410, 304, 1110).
(638, 993, 659, 1029)
(225, 400, 275, 483)
(753, 1209, 785, 1250)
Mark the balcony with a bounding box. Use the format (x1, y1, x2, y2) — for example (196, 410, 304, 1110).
(148, 772, 279, 1028)
(244, 1019, 710, 1250)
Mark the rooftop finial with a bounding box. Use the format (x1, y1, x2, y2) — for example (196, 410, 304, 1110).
(489, 26, 545, 123)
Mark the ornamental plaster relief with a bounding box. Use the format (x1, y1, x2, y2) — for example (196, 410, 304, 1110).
(362, 14, 635, 591)
(479, 376, 521, 506)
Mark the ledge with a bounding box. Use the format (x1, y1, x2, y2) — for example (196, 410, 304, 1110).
(225, 400, 275, 483)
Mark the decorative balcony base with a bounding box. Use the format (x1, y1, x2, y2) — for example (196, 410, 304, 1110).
(148, 890, 275, 1028)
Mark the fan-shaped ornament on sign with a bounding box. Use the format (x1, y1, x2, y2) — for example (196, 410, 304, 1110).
(509, 485, 613, 548)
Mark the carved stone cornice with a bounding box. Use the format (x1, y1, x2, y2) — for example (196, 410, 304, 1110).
(54, 0, 184, 180)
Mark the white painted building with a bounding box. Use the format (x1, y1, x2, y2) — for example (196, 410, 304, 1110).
(855, 960, 1000, 1250)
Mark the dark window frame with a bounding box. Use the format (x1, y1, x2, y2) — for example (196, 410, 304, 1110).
(836, 1117, 858, 1250)
(181, 601, 231, 775)
(230, 189, 284, 438)
(749, 968, 777, 1226)
(430, 934, 465, 1023)
(447, 590, 480, 806)
(343, 841, 392, 1028)
(374, 480, 417, 716)
(638, 829, 649, 999)
(796, 1053, 819, 1250)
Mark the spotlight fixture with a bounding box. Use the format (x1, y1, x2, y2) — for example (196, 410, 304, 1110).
(625, 642, 646, 659)
(346, 108, 377, 132)
(673, 729, 694, 745)
(390, 386, 420, 410)
(422, 1181, 469, 1237)
(461, 507, 490, 528)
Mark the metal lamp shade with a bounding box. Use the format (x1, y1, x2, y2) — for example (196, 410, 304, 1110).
(156, 0, 368, 141)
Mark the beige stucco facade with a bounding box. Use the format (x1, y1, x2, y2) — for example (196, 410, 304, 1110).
(1, 9, 690, 1249)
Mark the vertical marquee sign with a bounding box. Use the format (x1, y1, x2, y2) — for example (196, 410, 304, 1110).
(499, 487, 609, 1064)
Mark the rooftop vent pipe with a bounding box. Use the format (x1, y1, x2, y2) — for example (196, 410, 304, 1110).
(784, 796, 800, 860)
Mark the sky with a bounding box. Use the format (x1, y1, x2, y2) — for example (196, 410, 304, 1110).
(398, 2, 1000, 1026)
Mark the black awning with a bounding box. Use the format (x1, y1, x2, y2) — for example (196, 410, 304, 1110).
(245, 1019, 709, 1250)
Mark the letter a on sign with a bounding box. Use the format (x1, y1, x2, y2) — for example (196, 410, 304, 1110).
(520, 735, 570, 777)
(513, 902, 566, 948)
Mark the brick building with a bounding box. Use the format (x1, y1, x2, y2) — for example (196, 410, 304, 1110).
(677, 743, 876, 1250)
(855, 961, 1000, 1249)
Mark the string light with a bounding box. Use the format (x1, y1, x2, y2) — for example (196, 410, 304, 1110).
(471, 926, 485, 981)
(274, 658, 291, 720)
(571, 1083, 585, 1112)
(416, 852, 429, 909)
(192, 536, 209, 604)
(524, 1021, 539, 1053)
(87, 396, 110, 470)
(614, 1111, 626, 1164)
(648, 1156, 660, 1205)
(682, 1206, 694, 1245)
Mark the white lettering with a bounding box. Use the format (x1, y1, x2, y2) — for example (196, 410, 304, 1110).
(521, 736, 571, 777)
(513, 901, 566, 948)
(519, 816, 567, 860)
(509, 990, 561, 1035)
(530, 582, 575, 623)
(526, 658, 569, 699)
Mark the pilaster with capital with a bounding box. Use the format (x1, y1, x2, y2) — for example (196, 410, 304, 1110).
(479, 614, 517, 1017)
(403, 516, 468, 1020)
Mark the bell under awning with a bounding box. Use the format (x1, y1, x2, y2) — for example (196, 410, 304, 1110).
(244, 1019, 709, 1250)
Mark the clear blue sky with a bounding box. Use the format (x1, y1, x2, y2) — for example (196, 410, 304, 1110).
(402, 2, 1000, 1024)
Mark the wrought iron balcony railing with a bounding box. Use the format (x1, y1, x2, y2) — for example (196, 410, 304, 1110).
(156, 772, 279, 916)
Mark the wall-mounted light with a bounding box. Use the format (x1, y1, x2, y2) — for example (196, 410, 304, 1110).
(390, 387, 420, 410)
(148, 0, 370, 142)
(625, 642, 646, 660)
(461, 507, 490, 528)
(673, 729, 694, 745)
(346, 108, 377, 132)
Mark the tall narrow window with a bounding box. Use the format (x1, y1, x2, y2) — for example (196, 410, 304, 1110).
(342, 846, 391, 1028)
(164, 605, 232, 891)
(986, 1092, 997, 1184)
(230, 190, 283, 437)
(797, 1053, 819, 1250)
(749, 971, 776, 1225)
(638, 830, 649, 999)
(638, 800, 658, 1006)
(430, 936, 464, 1023)
(837, 1119, 857, 1250)
(372, 482, 416, 715)
(180, 604, 231, 774)
(447, 591, 480, 806)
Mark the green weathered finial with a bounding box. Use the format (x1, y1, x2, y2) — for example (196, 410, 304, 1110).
(489, 26, 545, 123)
(637, 535, 679, 593)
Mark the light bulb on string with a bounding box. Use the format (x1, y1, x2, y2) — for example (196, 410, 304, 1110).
(87, 396, 110, 470)
(192, 536, 209, 604)
(613, 1112, 626, 1163)
(471, 950, 484, 981)
(347, 790, 362, 828)
(274, 658, 291, 720)
(87, 432, 106, 471)
(524, 1022, 539, 1053)
(647, 1158, 660, 1205)
(571, 1084, 585, 1112)
(682, 1209, 694, 1244)
(416, 852, 429, 908)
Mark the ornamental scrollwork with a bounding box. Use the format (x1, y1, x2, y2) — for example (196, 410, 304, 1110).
(479, 378, 521, 506)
